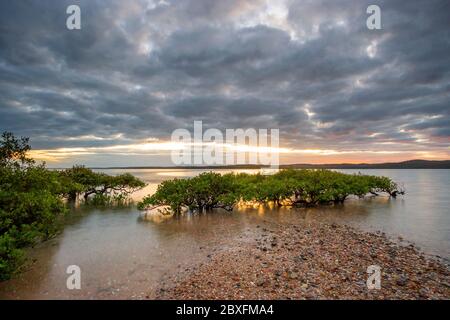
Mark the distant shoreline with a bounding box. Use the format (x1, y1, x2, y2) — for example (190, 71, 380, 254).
(50, 159, 450, 170)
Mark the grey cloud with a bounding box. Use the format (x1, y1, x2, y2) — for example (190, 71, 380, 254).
(0, 0, 448, 162)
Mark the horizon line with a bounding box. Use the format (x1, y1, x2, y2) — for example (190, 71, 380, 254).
(47, 159, 450, 170)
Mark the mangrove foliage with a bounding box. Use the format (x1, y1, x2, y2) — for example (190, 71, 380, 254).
(138, 170, 404, 214)
(0, 132, 145, 280)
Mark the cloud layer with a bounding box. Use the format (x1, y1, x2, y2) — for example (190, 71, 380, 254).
(1, 0, 449, 166)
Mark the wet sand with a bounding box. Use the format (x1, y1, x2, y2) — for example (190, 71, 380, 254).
(0, 208, 263, 299)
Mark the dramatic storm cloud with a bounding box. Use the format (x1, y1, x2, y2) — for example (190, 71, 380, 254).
(0, 0, 449, 166)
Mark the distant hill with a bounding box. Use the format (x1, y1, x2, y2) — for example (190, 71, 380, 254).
(280, 159, 450, 169)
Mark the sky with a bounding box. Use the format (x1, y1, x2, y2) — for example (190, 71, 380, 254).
(0, 0, 449, 167)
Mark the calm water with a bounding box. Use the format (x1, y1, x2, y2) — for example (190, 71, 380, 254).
(0, 169, 449, 299)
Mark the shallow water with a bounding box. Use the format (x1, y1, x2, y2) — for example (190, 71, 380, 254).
(0, 168, 449, 299)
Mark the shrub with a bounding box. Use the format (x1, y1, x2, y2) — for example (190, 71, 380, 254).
(61, 166, 146, 201)
(138, 169, 403, 214)
(0, 132, 145, 280)
(0, 165, 67, 280)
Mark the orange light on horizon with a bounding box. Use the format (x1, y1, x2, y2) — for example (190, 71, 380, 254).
(29, 140, 450, 165)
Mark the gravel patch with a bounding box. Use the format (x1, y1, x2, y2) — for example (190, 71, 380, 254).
(155, 221, 450, 300)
